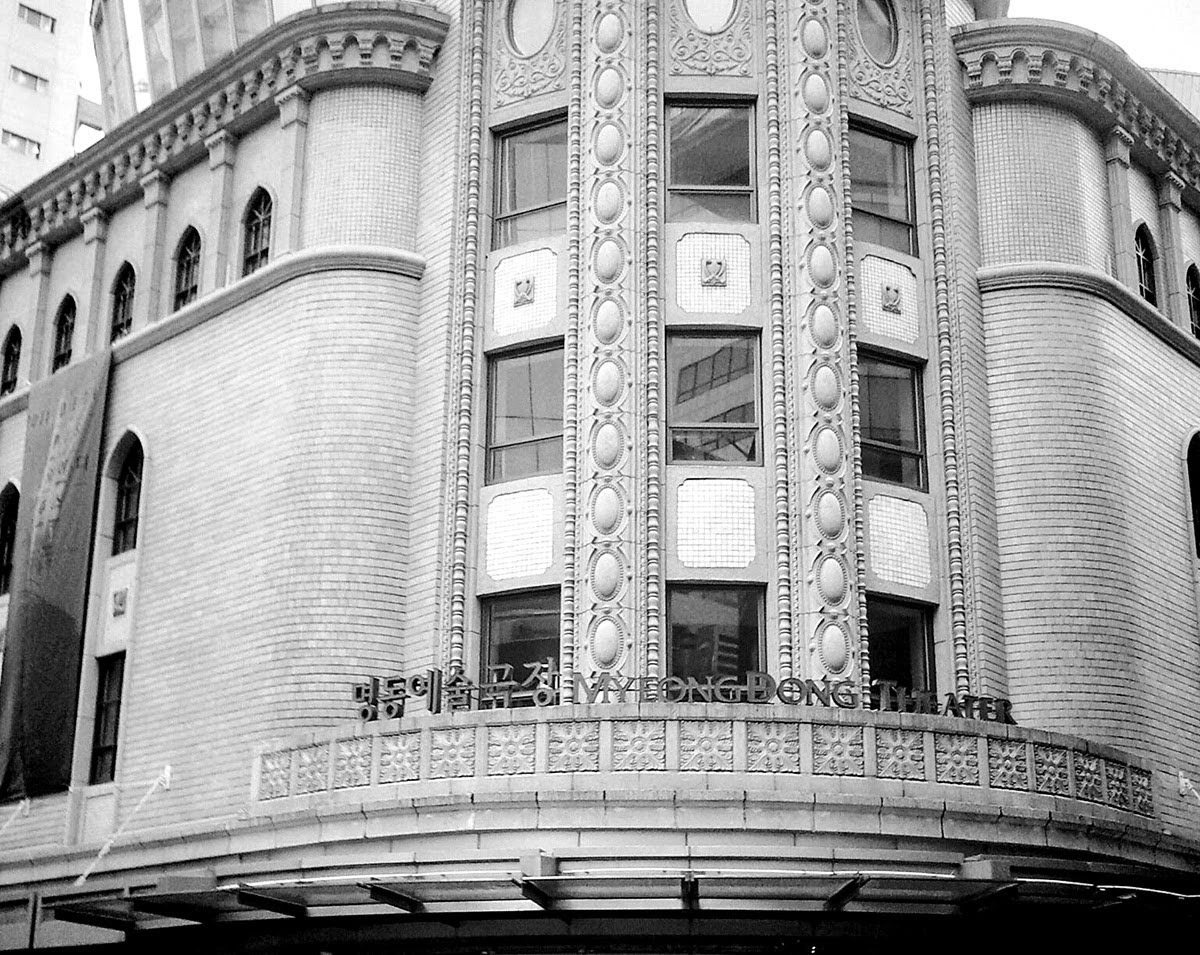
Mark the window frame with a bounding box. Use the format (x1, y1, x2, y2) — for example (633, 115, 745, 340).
(479, 588, 561, 686)
(9, 65, 49, 94)
(52, 296, 75, 372)
(111, 262, 136, 342)
(1, 129, 41, 158)
(1186, 264, 1199, 338)
(1, 326, 21, 396)
(848, 122, 917, 257)
(492, 116, 568, 249)
(865, 594, 936, 695)
(665, 100, 757, 224)
(485, 342, 565, 484)
(666, 330, 763, 466)
(1134, 223, 1158, 306)
(88, 652, 126, 785)
(665, 583, 765, 682)
(859, 349, 927, 491)
(0, 484, 17, 595)
(242, 188, 273, 276)
(112, 441, 143, 556)
(17, 4, 56, 32)
(173, 228, 202, 310)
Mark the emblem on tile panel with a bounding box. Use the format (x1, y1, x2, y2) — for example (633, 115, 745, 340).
(514, 276, 535, 306)
(700, 255, 727, 287)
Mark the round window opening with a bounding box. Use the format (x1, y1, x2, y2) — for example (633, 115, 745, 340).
(684, 0, 737, 34)
(857, 0, 898, 63)
(507, 0, 555, 57)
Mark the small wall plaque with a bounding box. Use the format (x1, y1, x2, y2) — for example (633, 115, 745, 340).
(112, 588, 128, 617)
(882, 282, 902, 313)
(514, 277, 535, 306)
(700, 256, 727, 287)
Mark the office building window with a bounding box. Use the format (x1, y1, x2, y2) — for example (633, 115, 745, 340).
(1186, 265, 1199, 337)
(1135, 225, 1158, 306)
(17, 4, 56, 31)
(667, 104, 755, 222)
(89, 653, 125, 785)
(486, 345, 563, 483)
(0, 484, 17, 595)
(860, 353, 925, 488)
(493, 119, 567, 248)
(1, 129, 41, 158)
(52, 297, 75, 372)
(112, 440, 143, 556)
(242, 188, 272, 276)
(174, 228, 201, 310)
(111, 263, 135, 341)
(668, 332, 760, 463)
(9, 66, 49, 93)
(866, 595, 935, 692)
(1, 327, 20, 395)
(481, 590, 560, 683)
(667, 586, 762, 680)
(849, 125, 916, 255)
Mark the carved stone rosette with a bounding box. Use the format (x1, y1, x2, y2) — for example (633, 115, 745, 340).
(666, 0, 755, 77)
(787, 1, 856, 687)
(846, 0, 915, 116)
(491, 0, 569, 107)
(578, 0, 636, 679)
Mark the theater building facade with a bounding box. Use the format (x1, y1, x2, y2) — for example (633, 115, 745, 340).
(0, 0, 1199, 948)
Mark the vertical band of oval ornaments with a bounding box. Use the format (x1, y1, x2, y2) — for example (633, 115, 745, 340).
(581, 0, 635, 678)
(791, 0, 855, 686)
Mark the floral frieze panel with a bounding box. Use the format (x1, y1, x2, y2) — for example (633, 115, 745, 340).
(667, 0, 754, 77)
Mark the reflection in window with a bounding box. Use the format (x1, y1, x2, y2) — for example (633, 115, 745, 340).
(866, 595, 935, 692)
(1, 327, 20, 395)
(1188, 265, 1200, 338)
(1135, 225, 1158, 306)
(0, 484, 17, 595)
(486, 346, 564, 483)
(112, 440, 143, 555)
(52, 297, 75, 372)
(482, 590, 560, 684)
(857, 0, 899, 62)
(849, 126, 915, 255)
(89, 652, 125, 784)
(111, 263, 136, 341)
(494, 119, 567, 248)
(668, 586, 762, 680)
(174, 227, 201, 310)
(242, 188, 272, 276)
(860, 353, 925, 488)
(668, 333, 759, 463)
(667, 104, 754, 222)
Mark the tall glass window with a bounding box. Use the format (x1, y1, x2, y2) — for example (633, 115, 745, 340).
(111, 263, 136, 342)
(1135, 225, 1158, 306)
(242, 189, 272, 276)
(174, 228, 201, 310)
(113, 441, 144, 555)
(0, 327, 21, 396)
(849, 125, 916, 255)
(482, 591, 560, 683)
(486, 346, 564, 483)
(89, 653, 125, 785)
(493, 119, 567, 248)
(668, 333, 760, 464)
(667, 104, 755, 222)
(866, 596, 935, 693)
(0, 484, 18, 595)
(1188, 265, 1200, 338)
(860, 353, 925, 489)
(52, 297, 75, 372)
(667, 586, 762, 680)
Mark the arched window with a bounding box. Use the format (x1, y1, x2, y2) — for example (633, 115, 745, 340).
(0, 484, 17, 595)
(1134, 224, 1158, 306)
(1187, 265, 1200, 338)
(112, 440, 143, 555)
(111, 262, 135, 342)
(0, 327, 20, 396)
(52, 296, 75, 372)
(173, 228, 201, 311)
(1190, 434, 1200, 560)
(242, 188, 272, 276)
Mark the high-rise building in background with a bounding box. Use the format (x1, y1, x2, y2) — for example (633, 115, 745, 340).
(0, 1, 103, 199)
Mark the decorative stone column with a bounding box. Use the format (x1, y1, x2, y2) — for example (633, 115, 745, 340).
(137, 171, 170, 325)
(26, 241, 53, 381)
(204, 130, 237, 290)
(81, 208, 109, 353)
(1157, 172, 1187, 326)
(1104, 126, 1136, 287)
(275, 87, 310, 256)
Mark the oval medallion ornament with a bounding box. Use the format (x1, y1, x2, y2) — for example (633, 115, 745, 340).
(594, 359, 623, 406)
(595, 123, 624, 165)
(807, 186, 834, 228)
(592, 552, 622, 600)
(812, 363, 840, 410)
(802, 74, 830, 113)
(684, 0, 736, 33)
(816, 491, 845, 539)
(592, 485, 623, 534)
(594, 299, 623, 343)
(817, 556, 847, 604)
(805, 129, 832, 170)
(810, 244, 835, 287)
(507, 0, 555, 56)
(820, 623, 850, 674)
(595, 180, 624, 224)
(801, 18, 828, 57)
(596, 12, 623, 52)
(592, 618, 621, 669)
(595, 239, 625, 283)
(858, 0, 899, 64)
(810, 304, 838, 347)
(595, 67, 623, 108)
(813, 426, 842, 473)
(593, 422, 623, 469)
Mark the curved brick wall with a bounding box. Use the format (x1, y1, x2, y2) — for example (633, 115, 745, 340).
(984, 284, 1200, 837)
(973, 102, 1111, 272)
(101, 266, 419, 830)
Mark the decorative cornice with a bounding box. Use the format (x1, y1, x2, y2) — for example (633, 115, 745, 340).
(953, 19, 1200, 198)
(0, 2, 450, 272)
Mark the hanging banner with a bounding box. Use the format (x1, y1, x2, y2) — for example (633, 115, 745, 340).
(0, 351, 111, 801)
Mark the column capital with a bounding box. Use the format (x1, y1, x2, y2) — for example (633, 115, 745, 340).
(205, 129, 238, 169)
(140, 170, 171, 208)
(81, 207, 109, 244)
(1159, 172, 1185, 210)
(26, 241, 51, 278)
(1105, 126, 1134, 165)
(276, 86, 311, 128)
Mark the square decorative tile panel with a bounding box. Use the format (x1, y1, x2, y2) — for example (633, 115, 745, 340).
(493, 248, 557, 335)
(379, 732, 421, 783)
(747, 722, 800, 773)
(612, 720, 667, 771)
(679, 720, 734, 771)
(487, 724, 536, 775)
(1034, 745, 1071, 796)
(429, 727, 476, 778)
(987, 738, 1029, 790)
(1105, 761, 1129, 810)
(1074, 752, 1104, 803)
(259, 751, 292, 799)
(486, 489, 554, 580)
(860, 255, 919, 342)
(876, 728, 925, 780)
(333, 737, 372, 789)
(935, 733, 980, 785)
(676, 479, 755, 567)
(548, 722, 600, 772)
(812, 724, 865, 776)
(676, 233, 751, 313)
(867, 496, 932, 588)
(295, 744, 330, 794)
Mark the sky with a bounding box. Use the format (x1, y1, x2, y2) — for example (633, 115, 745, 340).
(1007, 0, 1200, 73)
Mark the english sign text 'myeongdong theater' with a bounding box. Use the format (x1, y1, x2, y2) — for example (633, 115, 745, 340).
(353, 665, 1017, 724)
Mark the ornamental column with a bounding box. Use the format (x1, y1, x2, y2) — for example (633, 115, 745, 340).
(1157, 172, 1187, 327)
(1104, 127, 1137, 288)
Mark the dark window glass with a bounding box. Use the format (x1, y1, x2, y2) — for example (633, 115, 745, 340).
(482, 590, 560, 683)
(866, 596, 935, 693)
(1, 327, 21, 395)
(112, 441, 143, 555)
(858, 0, 899, 62)
(1186, 266, 1199, 337)
(111, 263, 135, 342)
(667, 104, 754, 222)
(1135, 225, 1158, 306)
(667, 586, 762, 680)
(242, 189, 272, 276)
(52, 297, 75, 372)
(174, 228, 201, 310)
(1189, 434, 1200, 559)
(494, 119, 567, 248)
(89, 653, 125, 785)
(860, 354, 925, 488)
(849, 126, 915, 255)
(0, 485, 17, 595)
(487, 346, 563, 483)
(669, 333, 759, 463)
